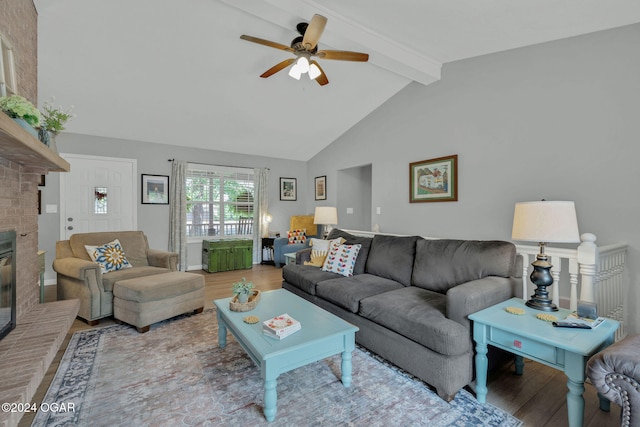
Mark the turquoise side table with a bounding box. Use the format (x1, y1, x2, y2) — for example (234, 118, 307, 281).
(469, 298, 619, 427)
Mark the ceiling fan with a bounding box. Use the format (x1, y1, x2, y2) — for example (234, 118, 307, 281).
(240, 14, 369, 86)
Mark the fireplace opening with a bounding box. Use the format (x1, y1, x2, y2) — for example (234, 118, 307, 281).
(0, 230, 16, 340)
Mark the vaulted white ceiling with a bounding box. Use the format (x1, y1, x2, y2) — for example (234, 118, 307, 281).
(34, 0, 640, 161)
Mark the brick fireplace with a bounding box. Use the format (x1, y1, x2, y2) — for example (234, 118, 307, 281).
(0, 156, 43, 320)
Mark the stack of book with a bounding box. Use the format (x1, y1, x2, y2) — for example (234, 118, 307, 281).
(263, 313, 301, 339)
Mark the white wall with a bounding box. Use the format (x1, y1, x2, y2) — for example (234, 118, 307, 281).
(38, 133, 308, 278)
(308, 24, 640, 333)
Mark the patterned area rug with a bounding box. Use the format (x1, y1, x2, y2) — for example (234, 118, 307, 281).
(32, 309, 522, 427)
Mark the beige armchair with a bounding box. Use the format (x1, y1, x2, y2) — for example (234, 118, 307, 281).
(53, 231, 178, 325)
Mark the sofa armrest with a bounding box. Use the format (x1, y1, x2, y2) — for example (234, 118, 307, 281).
(273, 238, 311, 267)
(296, 248, 312, 264)
(147, 249, 178, 271)
(53, 257, 102, 282)
(587, 334, 640, 414)
(446, 276, 519, 330)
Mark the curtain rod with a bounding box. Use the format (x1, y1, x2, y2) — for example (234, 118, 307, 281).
(168, 159, 269, 170)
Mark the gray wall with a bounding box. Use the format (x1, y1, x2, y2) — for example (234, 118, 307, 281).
(38, 133, 308, 278)
(337, 164, 372, 231)
(307, 24, 640, 333)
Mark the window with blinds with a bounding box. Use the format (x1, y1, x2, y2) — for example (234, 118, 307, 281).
(186, 164, 254, 238)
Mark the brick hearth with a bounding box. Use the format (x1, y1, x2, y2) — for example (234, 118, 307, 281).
(0, 300, 79, 427)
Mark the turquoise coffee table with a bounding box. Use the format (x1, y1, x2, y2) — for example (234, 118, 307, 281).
(214, 289, 359, 422)
(469, 298, 619, 427)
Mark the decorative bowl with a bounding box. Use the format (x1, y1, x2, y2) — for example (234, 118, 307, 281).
(229, 290, 261, 312)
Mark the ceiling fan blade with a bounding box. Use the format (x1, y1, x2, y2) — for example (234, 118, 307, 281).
(240, 35, 294, 53)
(260, 58, 296, 78)
(316, 50, 369, 62)
(302, 14, 327, 50)
(310, 60, 329, 86)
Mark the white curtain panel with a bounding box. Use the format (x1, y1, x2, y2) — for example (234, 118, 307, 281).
(253, 168, 269, 263)
(169, 160, 188, 271)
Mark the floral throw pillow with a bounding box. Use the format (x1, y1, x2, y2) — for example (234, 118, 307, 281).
(322, 243, 362, 277)
(287, 229, 307, 245)
(304, 237, 345, 267)
(85, 239, 132, 273)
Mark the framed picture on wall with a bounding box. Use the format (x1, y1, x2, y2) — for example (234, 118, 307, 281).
(280, 177, 297, 201)
(315, 175, 327, 200)
(409, 154, 458, 203)
(141, 174, 169, 204)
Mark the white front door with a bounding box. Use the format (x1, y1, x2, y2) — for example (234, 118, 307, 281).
(60, 154, 137, 239)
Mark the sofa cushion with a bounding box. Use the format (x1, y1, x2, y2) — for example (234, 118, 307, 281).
(290, 215, 317, 237)
(322, 244, 361, 277)
(102, 266, 171, 292)
(304, 237, 345, 267)
(282, 264, 341, 295)
(359, 287, 471, 356)
(365, 234, 419, 286)
(326, 229, 372, 275)
(85, 239, 133, 273)
(412, 239, 517, 293)
(315, 274, 404, 313)
(68, 231, 150, 266)
(114, 271, 204, 303)
(287, 229, 307, 244)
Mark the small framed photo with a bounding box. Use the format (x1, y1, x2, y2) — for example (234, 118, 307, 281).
(315, 175, 326, 201)
(280, 177, 297, 201)
(38, 175, 45, 186)
(141, 174, 169, 204)
(409, 155, 458, 203)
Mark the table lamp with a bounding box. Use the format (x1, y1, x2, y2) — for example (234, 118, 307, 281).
(511, 200, 580, 311)
(314, 207, 338, 238)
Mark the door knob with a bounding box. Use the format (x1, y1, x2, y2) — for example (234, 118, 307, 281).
(68, 217, 73, 222)
(67, 226, 74, 230)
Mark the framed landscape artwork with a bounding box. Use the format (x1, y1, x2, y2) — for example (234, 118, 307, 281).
(315, 175, 326, 200)
(141, 174, 169, 204)
(409, 155, 458, 203)
(280, 177, 297, 201)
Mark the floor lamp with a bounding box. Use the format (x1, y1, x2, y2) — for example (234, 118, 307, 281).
(511, 200, 580, 311)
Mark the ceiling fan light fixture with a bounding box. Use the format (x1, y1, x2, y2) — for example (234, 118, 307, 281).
(297, 56, 310, 73)
(288, 63, 302, 80)
(308, 63, 321, 80)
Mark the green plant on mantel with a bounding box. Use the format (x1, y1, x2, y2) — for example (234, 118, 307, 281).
(40, 97, 75, 134)
(0, 95, 41, 127)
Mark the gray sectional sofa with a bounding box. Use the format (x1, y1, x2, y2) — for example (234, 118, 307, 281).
(282, 229, 523, 400)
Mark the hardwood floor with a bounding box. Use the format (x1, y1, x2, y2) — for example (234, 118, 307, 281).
(21, 265, 620, 427)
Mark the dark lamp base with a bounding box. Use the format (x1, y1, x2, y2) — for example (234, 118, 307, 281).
(527, 254, 558, 312)
(526, 297, 558, 312)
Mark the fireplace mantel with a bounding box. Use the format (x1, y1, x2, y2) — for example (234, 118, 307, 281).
(0, 111, 70, 172)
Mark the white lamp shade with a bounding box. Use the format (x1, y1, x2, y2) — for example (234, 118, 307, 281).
(512, 201, 580, 243)
(308, 63, 321, 80)
(314, 206, 338, 225)
(288, 63, 302, 80)
(297, 56, 310, 73)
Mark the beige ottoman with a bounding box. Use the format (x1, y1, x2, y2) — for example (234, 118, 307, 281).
(113, 271, 205, 333)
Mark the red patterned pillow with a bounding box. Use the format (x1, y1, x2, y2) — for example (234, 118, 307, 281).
(287, 229, 307, 245)
(322, 243, 362, 277)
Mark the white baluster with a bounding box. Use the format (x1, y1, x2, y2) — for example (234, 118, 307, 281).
(551, 255, 561, 308)
(569, 258, 579, 312)
(577, 233, 598, 303)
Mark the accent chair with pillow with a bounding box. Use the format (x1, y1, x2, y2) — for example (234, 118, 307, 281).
(54, 231, 178, 325)
(272, 215, 318, 267)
